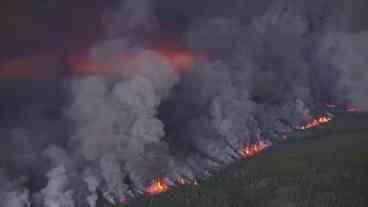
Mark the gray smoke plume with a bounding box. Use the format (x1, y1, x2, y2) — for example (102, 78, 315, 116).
(40, 166, 75, 207)
(63, 40, 179, 204)
(0, 171, 30, 207)
(1, 0, 368, 206)
(317, 30, 368, 110)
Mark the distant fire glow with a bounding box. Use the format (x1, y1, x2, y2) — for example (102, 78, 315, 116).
(68, 47, 204, 75)
(322, 102, 360, 113)
(119, 196, 128, 205)
(344, 106, 359, 112)
(323, 103, 337, 108)
(156, 48, 196, 71)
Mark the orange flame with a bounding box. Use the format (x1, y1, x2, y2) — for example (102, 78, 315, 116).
(300, 114, 333, 130)
(145, 177, 168, 196)
(123, 141, 269, 203)
(239, 142, 268, 157)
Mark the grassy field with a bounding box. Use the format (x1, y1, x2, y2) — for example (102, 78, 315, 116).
(124, 112, 368, 207)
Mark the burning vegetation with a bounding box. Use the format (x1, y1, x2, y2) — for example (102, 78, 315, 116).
(1, 1, 367, 207)
(117, 140, 272, 205)
(116, 102, 364, 206)
(298, 103, 360, 130)
(300, 114, 334, 130)
(239, 141, 269, 157)
(145, 177, 169, 196)
(143, 176, 199, 197)
(122, 110, 340, 205)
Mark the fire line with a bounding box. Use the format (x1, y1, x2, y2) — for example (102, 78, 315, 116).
(119, 105, 358, 205)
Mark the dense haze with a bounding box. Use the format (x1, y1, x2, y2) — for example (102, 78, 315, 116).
(0, 0, 368, 206)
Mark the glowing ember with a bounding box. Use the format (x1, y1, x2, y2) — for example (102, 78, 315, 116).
(145, 177, 169, 195)
(300, 114, 333, 130)
(281, 135, 288, 141)
(344, 106, 359, 112)
(239, 142, 268, 157)
(119, 196, 128, 205)
(322, 102, 360, 112)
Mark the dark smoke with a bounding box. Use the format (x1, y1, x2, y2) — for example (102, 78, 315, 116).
(1, 0, 368, 206)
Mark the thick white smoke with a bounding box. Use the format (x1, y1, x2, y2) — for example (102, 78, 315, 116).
(40, 166, 75, 207)
(1, 0, 368, 206)
(64, 41, 179, 205)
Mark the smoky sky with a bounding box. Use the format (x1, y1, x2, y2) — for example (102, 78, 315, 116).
(1, 0, 367, 66)
(0, 0, 204, 59)
(0, 0, 368, 206)
(0, 0, 103, 58)
(0, 0, 367, 163)
(0, 0, 282, 59)
(0, 0, 367, 147)
(0, 0, 269, 115)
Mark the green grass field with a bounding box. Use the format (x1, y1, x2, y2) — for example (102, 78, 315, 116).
(124, 112, 368, 207)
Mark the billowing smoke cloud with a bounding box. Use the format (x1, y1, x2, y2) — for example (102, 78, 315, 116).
(0, 171, 30, 207)
(67, 40, 179, 194)
(1, 0, 368, 206)
(317, 30, 368, 110)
